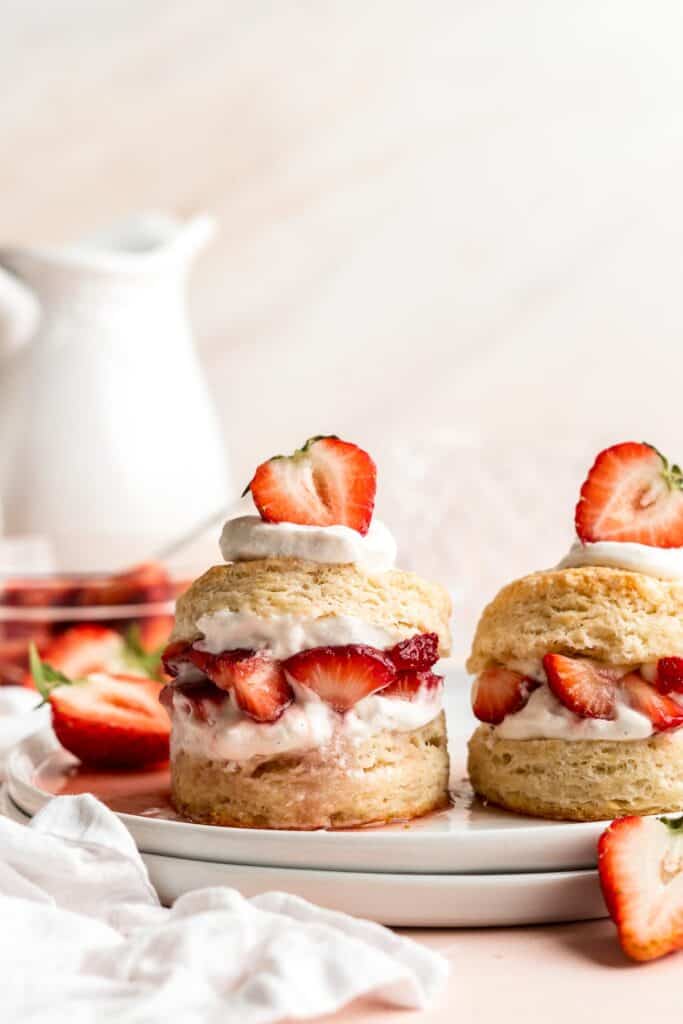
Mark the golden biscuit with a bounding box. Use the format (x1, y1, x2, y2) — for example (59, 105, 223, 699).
(172, 712, 449, 828)
(468, 723, 683, 821)
(468, 566, 683, 673)
(172, 559, 452, 655)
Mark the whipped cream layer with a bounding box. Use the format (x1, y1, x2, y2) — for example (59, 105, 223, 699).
(557, 540, 683, 581)
(195, 610, 405, 662)
(489, 659, 665, 741)
(219, 516, 396, 571)
(169, 680, 443, 762)
(494, 683, 654, 741)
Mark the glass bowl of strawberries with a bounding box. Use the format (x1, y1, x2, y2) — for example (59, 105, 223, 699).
(0, 562, 187, 689)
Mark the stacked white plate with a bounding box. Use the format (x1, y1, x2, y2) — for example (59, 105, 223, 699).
(4, 667, 609, 927)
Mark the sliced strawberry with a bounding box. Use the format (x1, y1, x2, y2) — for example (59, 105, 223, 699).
(29, 625, 125, 684)
(75, 562, 173, 607)
(161, 639, 193, 677)
(575, 441, 683, 547)
(160, 643, 292, 722)
(160, 681, 229, 723)
(621, 673, 683, 732)
(472, 667, 539, 725)
(245, 436, 376, 535)
(655, 657, 683, 695)
(162, 641, 240, 682)
(381, 669, 443, 700)
(599, 815, 683, 961)
(283, 644, 396, 711)
(1, 577, 79, 608)
(220, 653, 293, 722)
(48, 672, 170, 769)
(387, 633, 440, 671)
(543, 653, 621, 719)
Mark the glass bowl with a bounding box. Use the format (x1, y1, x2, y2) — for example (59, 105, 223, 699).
(0, 563, 191, 687)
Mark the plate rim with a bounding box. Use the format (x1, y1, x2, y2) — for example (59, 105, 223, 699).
(6, 724, 611, 876)
(7, 725, 609, 845)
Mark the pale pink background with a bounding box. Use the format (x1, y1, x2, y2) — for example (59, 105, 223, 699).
(3, 3, 683, 1019)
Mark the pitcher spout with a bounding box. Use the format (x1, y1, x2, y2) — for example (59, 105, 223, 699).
(78, 211, 216, 272)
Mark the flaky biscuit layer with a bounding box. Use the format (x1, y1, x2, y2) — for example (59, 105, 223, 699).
(172, 559, 452, 654)
(467, 566, 683, 673)
(171, 712, 449, 828)
(468, 724, 683, 821)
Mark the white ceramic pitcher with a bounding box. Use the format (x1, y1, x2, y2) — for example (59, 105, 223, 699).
(0, 212, 232, 571)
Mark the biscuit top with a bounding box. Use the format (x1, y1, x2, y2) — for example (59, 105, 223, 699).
(467, 566, 683, 673)
(172, 559, 452, 655)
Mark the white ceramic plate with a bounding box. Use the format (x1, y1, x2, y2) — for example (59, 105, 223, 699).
(6, 669, 611, 875)
(1, 790, 606, 927)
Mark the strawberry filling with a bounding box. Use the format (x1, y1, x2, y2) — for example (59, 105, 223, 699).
(162, 633, 442, 724)
(472, 654, 683, 734)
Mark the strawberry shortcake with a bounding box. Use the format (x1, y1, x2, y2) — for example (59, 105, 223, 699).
(161, 436, 452, 829)
(468, 442, 683, 821)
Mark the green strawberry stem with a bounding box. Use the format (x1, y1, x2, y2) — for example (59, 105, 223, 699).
(122, 625, 165, 680)
(659, 814, 683, 833)
(241, 434, 339, 497)
(29, 643, 76, 707)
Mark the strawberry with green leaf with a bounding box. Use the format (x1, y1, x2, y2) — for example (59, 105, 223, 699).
(244, 435, 377, 535)
(30, 644, 170, 769)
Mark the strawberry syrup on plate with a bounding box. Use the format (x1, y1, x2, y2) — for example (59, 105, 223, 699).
(33, 754, 179, 819)
(31, 750, 470, 829)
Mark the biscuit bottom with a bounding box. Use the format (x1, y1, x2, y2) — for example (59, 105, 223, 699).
(171, 712, 449, 829)
(468, 724, 683, 821)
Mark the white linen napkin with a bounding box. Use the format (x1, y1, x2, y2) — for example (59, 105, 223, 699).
(0, 687, 449, 1023)
(0, 685, 50, 778)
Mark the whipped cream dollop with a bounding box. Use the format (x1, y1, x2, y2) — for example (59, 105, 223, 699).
(196, 611, 405, 662)
(557, 539, 683, 581)
(219, 516, 396, 572)
(169, 680, 443, 762)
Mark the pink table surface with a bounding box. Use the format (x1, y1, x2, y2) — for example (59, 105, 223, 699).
(300, 920, 679, 1023)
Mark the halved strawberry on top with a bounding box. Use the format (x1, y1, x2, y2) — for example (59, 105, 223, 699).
(543, 653, 623, 720)
(283, 644, 396, 711)
(244, 435, 377, 535)
(575, 441, 683, 547)
(30, 646, 169, 769)
(472, 667, 539, 725)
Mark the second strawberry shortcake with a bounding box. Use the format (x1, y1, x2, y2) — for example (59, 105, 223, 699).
(468, 442, 683, 821)
(162, 436, 452, 829)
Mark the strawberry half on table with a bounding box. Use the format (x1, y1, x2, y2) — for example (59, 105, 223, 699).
(244, 435, 377, 535)
(29, 645, 170, 769)
(23, 622, 172, 689)
(575, 441, 683, 547)
(599, 814, 683, 962)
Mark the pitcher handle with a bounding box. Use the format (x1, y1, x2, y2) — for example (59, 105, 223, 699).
(0, 266, 39, 359)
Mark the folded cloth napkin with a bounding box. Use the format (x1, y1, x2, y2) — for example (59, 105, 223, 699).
(0, 688, 449, 1024)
